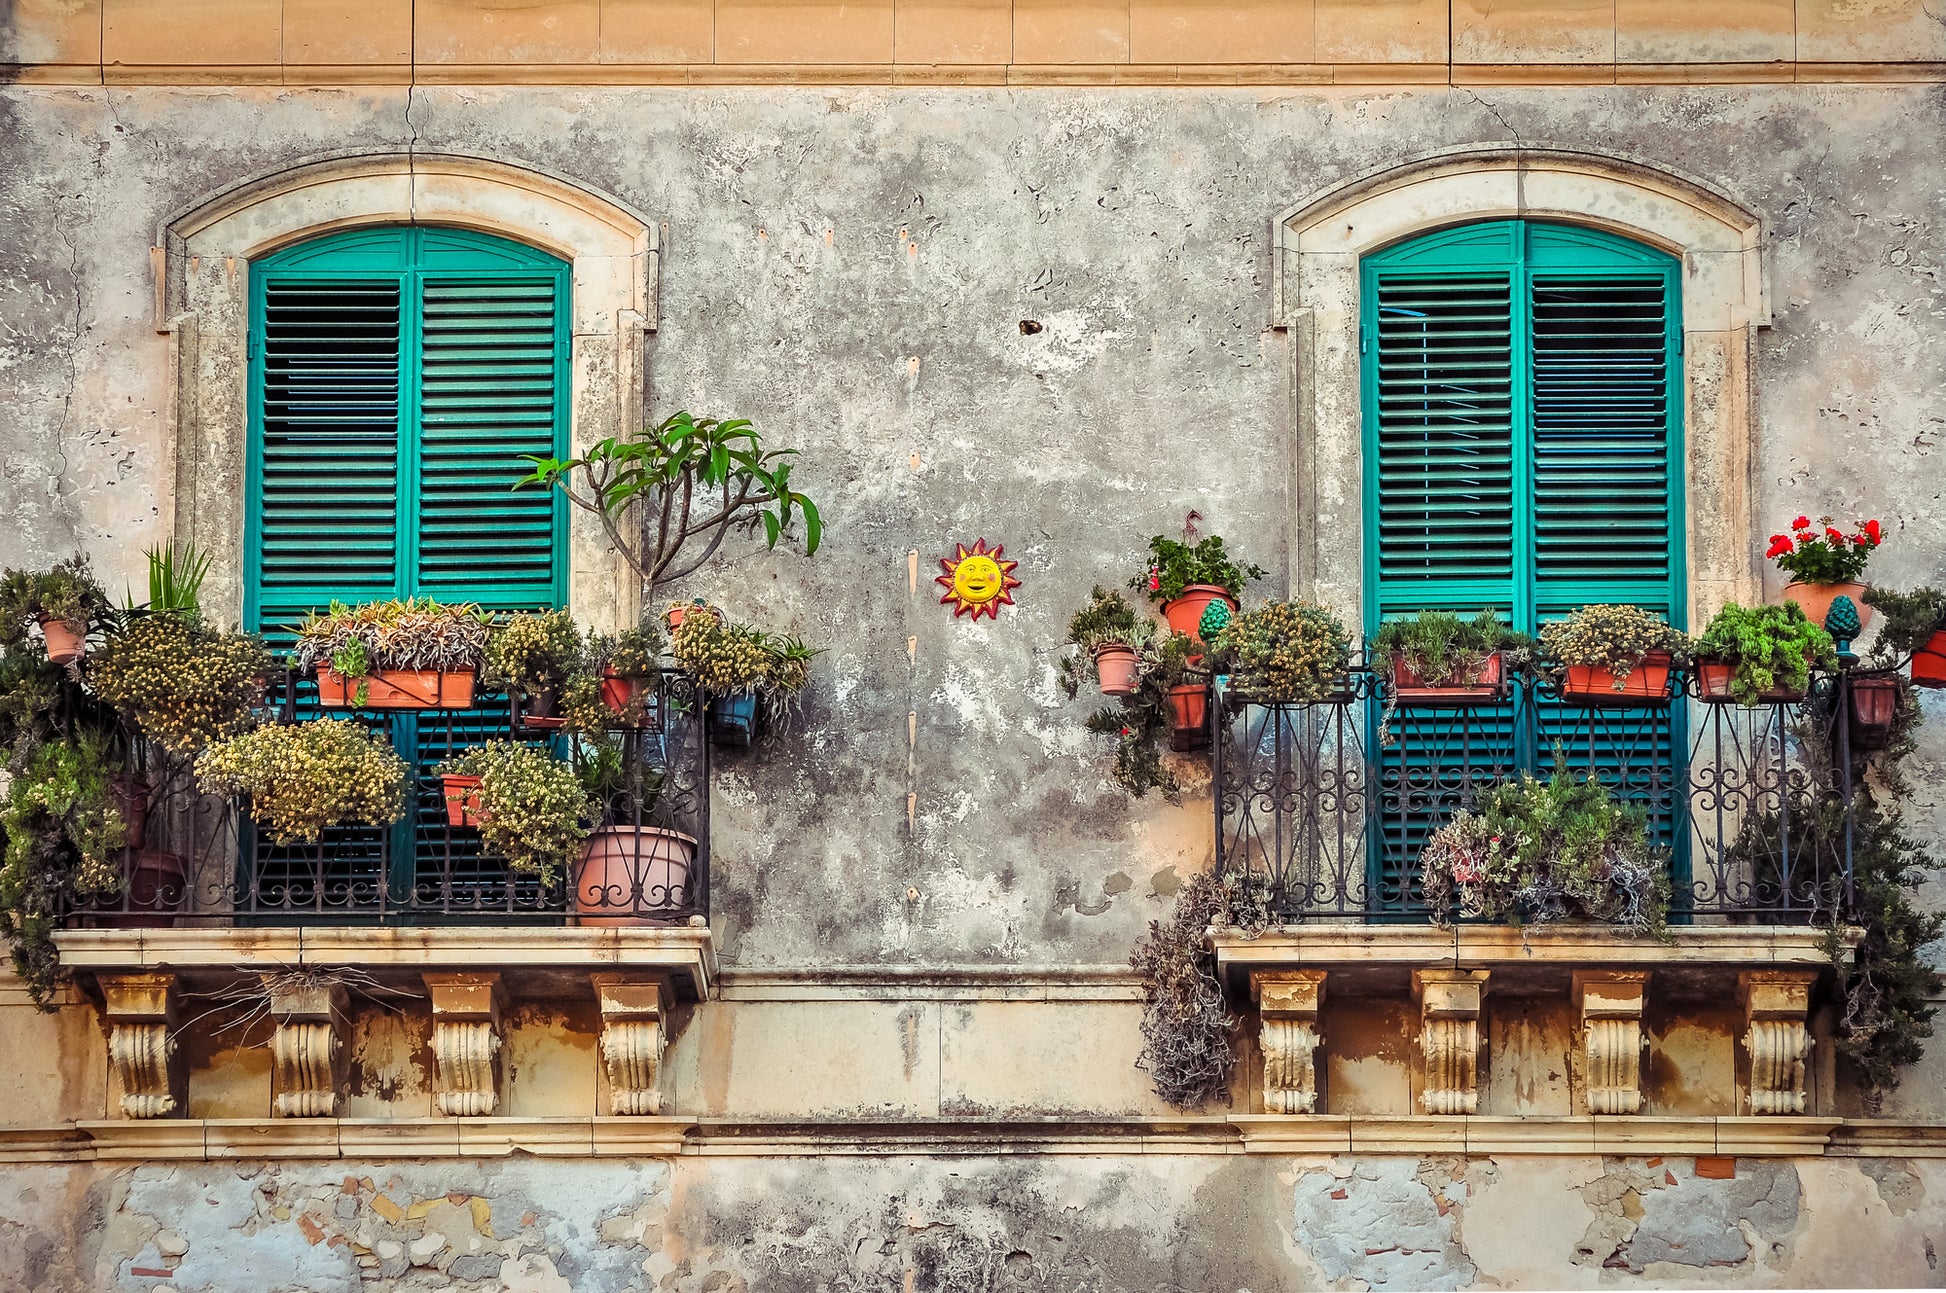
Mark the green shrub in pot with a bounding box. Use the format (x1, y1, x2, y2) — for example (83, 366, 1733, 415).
(1370, 610, 1532, 688)
(1205, 601, 1352, 703)
(1692, 602, 1835, 705)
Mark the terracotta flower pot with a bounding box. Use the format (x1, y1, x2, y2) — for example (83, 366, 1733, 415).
(1560, 651, 1675, 706)
(1094, 643, 1140, 696)
(317, 666, 476, 710)
(1390, 651, 1505, 705)
(1782, 581, 1873, 633)
(573, 825, 697, 925)
(91, 850, 186, 928)
(1161, 586, 1235, 643)
(665, 603, 722, 630)
(1694, 660, 1805, 706)
(38, 615, 85, 665)
(1909, 630, 1946, 689)
(1167, 682, 1210, 732)
(440, 774, 483, 828)
(110, 775, 152, 851)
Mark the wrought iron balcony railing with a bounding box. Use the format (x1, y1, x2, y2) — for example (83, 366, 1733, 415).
(1213, 662, 1869, 924)
(60, 668, 710, 927)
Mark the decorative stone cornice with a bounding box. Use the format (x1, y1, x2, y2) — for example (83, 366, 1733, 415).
(99, 973, 182, 1120)
(423, 973, 505, 1118)
(1741, 969, 1817, 1116)
(1252, 970, 1327, 1115)
(1574, 971, 1649, 1115)
(592, 973, 671, 1116)
(1415, 969, 1489, 1116)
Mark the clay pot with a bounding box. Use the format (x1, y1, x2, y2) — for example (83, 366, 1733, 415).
(572, 826, 697, 925)
(1167, 682, 1210, 733)
(1782, 581, 1874, 633)
(1909, 630, 1946, 689)
(1094, 643, 1140, 696)
(1161, 585, 1235, 643)
(1390, 651, 1505, 705)
(1560, 652, 1675, 706)
(316, 667, 477, 710)
(665, 603, 722, 630)
(90, 850, 186, 928)
(440, 774, 482, 828)
(1694, 660, 1805, 706)
(110, 775, 152, 851)
(38, 615, 85, 665)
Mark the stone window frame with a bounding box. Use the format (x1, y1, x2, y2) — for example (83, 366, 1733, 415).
(154, 149, 658, 633)
(1272, 145, 1768, 631)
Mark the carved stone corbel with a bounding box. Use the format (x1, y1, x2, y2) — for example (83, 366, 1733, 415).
(592, 973, 672, 1115)
(100, 973, 183, 1119)
(1414, 969, 1489, 1115)
(1252, 970, 1327, 1114)
(266, 978, 348, 1117)
(423, 973, 504, 1116)
(1574, 970, 1649, 1115)
(1741, 970, 1815, 1115)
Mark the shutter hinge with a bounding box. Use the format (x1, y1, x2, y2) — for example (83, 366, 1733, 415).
(1359, 329, 1369, 356)
(246, 335, 259, 361)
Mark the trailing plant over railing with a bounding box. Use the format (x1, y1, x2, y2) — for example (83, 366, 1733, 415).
(518, 411, 823, 599)
(0, 730, 127, 1004)
(196, 719, 408, 843)
(436, 741, 589, 881)
(88, 612, 273, 754)
(1131, 868, 1273, 1109)
(1419, 760, 1671, 937)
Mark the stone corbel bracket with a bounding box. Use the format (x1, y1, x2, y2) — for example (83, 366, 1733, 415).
(1415, 969, 1489, 1115)
(1742, 969, 1816, 1115)
(593, 972, 672, 1115)
(1253, 970, 1327, 1115)
(101, 972, 183, 1119)
(424, 973, 505, 1117)
(1574, 970, 1650, 1115)
(266, 977, 349, 1118)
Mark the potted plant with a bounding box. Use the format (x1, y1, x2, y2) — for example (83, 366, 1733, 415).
(1767, 515, 1883, 629)
(294, 599, 491, 710)
(517, 412, 823, 603)
(435, 741, 589, 877)
(195, 718, 408, 842)
(1206, 600, 1353, 705)
(1540, 605, 1688, 705)
(664, 599, 720, 631)
(88, 610, 274, 754)
(1371, 610, 1529, 704)
(485, 609, 603, 732)
(0, 731, 137, 1003)
(670, 607, 820, 747)
(570, 736, 694, 923)
(1419, 762, 1669, 936)
(1131, 533, 1266, 644)
(1060, 587, 1155, 698)
(1863, 586, 1946, 689)
(1690, 602, 1835, 706)
(590, 617, 668, 726)
(0, 558, 111, 666)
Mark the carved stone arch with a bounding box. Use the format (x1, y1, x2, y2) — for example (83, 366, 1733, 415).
(1272, 145, 1767, 626)
(156, 150, 659, 631)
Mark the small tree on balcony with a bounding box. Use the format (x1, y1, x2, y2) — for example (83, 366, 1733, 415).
(517, 412, 823, 599)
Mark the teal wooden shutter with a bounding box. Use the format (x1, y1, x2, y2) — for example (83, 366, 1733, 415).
(1361, 221, 1684, 909)
(245, 227, 571, 913)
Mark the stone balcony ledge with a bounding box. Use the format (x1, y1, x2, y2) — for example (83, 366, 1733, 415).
(53, 925, 717, 1001)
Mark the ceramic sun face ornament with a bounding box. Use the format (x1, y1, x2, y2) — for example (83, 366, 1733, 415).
(936, 539, 1021, 621)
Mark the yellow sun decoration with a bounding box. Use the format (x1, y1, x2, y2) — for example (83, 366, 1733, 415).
(936, 539, 1021, 620)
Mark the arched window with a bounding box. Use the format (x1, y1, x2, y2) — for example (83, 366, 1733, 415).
(246, 225, 570, 635)
(1361, 219, 1685, 900)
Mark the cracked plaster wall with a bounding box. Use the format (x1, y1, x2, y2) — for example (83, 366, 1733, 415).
(0, 83, 1941, 981)
(1, 1152, 1943, 1291)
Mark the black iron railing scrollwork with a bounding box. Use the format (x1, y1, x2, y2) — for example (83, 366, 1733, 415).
(1212, 661, 1862, 924)
(59, 667, 710, 927)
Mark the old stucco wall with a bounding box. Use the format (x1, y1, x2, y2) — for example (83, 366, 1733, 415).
(0, 83, 1942, 976)
(2, 1152, 1942, 1291)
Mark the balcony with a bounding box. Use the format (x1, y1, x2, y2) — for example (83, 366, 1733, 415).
(1212, 662, 1867, 924)
(56, 666, 712, 927)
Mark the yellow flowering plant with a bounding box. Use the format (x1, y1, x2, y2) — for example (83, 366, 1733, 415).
(87, 612, 273, 754)
(196, 719, 408, 843)
(436, 741, 591, 879)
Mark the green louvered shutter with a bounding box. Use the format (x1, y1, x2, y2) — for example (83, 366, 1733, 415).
(246, 227, 569, 913)
(1362, 221, 1684, 909)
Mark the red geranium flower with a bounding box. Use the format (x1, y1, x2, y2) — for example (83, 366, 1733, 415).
(1864, 519, 1882, 545)
(1825, 526, 1845, 544)
(1765, 535, 1793, 559)
(1791, 516, 1811, 530)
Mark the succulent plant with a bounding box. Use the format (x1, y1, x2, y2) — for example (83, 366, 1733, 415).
(1207, 601, 1351, 703)
(196, 719, 408, 843)
(437, 741, 590, 879)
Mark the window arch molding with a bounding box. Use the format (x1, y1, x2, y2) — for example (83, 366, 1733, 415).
(1273, 146, 1766, 629)
(155, 150, 658, 632)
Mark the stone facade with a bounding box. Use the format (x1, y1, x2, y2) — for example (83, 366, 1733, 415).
(2, 1, 1945, 1287)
